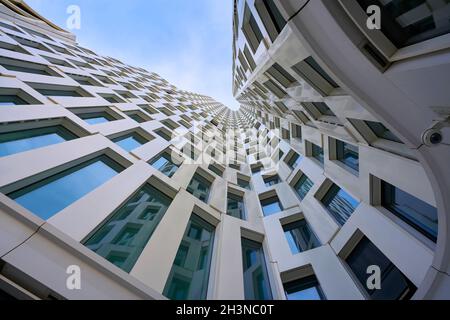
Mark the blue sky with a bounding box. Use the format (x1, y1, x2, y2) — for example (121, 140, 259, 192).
(27, 0, 239, 110)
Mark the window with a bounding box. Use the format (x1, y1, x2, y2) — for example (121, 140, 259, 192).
(365, 120, 402, 143)
(293, 174, 314, 200)
(311, 143, 324, 166)
(255, 0, 286, 42)
(346, 236, 416, 299)
(283, 220, 320, 254)
(313, 102, 335, 117)
(79, 112, 116, 125)
(242, 3, 264, 53)
(84, 184, 172, 272)
(126, 113, 147, 123)
(8, 156, 123, 220)
(357, 0, 450, 48)
(336, 140, 359, 172)
(1, 61, 52, 76)
(0, 126, 77, 157)
(0, 94, 28, 106)
(381, 181, 438, 242)
(112, 132, 148, 152)
(260, 195, 283, 216)
(164, 214, 215, 300)
(284, 275, 325, 300)
(241, 238, 273, 300)
(208, 164, 223, 177)
(35, 88, 85, 97)
(263, 174, 280, 187)
(237, 177, 251, 190)
(292, 124, 302, 140)
(287, 152, 303, 169)
(149, 153, 180, 178)
(227, 193, 246, 220)
(292, 57, 339, 96)
(187, 173, 212, 203)
(321, 184, 359, 226)
(266, 63, 296, 88)
(155, 128, 172, 141)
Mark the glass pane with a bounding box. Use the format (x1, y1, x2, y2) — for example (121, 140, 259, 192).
(241, 238, 273, 300)
(237, 178, 251, 190)
(381, 181, 438, 241)
(36, 89, 82, 97)
(311, 144, 324, 165)
(227, 193, 246, 220)
(294, 175, 314, 200)
(164, 214, 215, 300)
(261, 196, 283, 216)
(0, 95, 28, 106)
(80, 112, 115, 125)
(322, 184, 359, 225)
(283, 220, 321, 254)
(113, 133, 147, 152)
(346, 237, 416, 300)
(9, 156, 122, 220)
(336, 140, 359, 171)
(84, 184, 172, 272)
(357, 0, 450, 48)
(284, 275, 325, 300)
(187, 174, 211, 203)
(150, 153, 179, 178)
(365, 121, 403, 143)
(0, 126, 77, 157)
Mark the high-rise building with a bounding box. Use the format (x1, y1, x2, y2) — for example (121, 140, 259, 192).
(0, 0, 449, 300)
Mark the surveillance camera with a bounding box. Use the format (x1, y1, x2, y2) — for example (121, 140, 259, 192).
(422, 128, 443, 146)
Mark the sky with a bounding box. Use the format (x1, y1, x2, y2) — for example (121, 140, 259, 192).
(26, 0, 240, 110)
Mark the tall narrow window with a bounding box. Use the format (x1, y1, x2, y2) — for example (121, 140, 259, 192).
(8, 156, 123, 220)
(293, 174, 314, 200)
(187, 173, 212, 203)
(284, 275, 326, 300)
(164, 214, 215, 300)
(381, 181, 438, 242)
(283, 220, 321, 254)
(149, 153, 180, 178)
(346, 236, 416, 299)
(227, 192, 246, 220)
(0, 126, 77, 157)
(311, 143, 324, 166)
(242, 3, 264, 53)
(336, 140, 359, 172)
(84, 184, 172, 272)
(287, 152, 302, 169)
(241, 238, 273, 300)
(321, 184, 359, 226)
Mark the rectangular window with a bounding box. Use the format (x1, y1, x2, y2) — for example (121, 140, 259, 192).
(284, 275, 326, 300)
(241, 238, 273, 300)
(164, 214, 215, 300)
(365, 120, 402, 143)
(260, 195, 283, 216)
(322, 184, 359, 226)
(293, 174, 314, 200)
(208, 164, 223, 177)
(346, 236, 416, 299)
(1, 62, 52, 76)
(287, 152, 303, 169)
(79, 112, 116, 125)
(8, 156, 123, 220)
(357, 0, 450, 48)
(311, 143, 324, 166)
(242, 3, 264, 53)
(84, 184, 172, 272)
(35, 88, 84, 97)
(292, 57, 339, 96)
(237, 178, 251, 190)
(0, 94, 28, 106)
(313, 102, 335, 117)
(0, 125, 77, 157)
(263, 174, 280, 187)
(149, 153, 179, 178)
(112, 132, 148, 152)
(283, 220, 321, 254)
(336, 140, 359, 172)
(187, 173, 212, 203)
(266, 63, 296, 88)
(381, 181, 438, 242)
(227, 193, 246, 220)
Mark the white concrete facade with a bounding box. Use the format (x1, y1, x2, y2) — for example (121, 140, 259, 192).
(0, 0, 449, 300)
